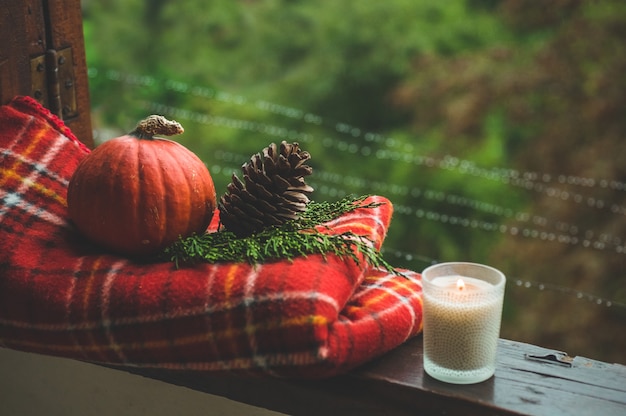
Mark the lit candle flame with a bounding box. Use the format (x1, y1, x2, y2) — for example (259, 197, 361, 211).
(456, 278, 465, 291)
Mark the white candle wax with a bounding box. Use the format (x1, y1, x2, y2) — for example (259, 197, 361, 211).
(431, 275, 493, 292)
(422, 267, 505, 384)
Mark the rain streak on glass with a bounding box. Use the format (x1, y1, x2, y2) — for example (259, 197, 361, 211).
(90, 69, 626, 310)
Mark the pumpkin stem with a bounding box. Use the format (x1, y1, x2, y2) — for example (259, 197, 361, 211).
(132, 115, 184, 139)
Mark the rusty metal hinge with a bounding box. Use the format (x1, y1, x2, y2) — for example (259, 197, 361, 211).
(30, 47, 77, 119)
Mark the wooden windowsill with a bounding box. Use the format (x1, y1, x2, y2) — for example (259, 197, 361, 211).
(118, 336, 626, 416)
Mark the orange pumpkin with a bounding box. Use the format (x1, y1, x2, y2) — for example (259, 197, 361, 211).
(67, 115, 216, 257)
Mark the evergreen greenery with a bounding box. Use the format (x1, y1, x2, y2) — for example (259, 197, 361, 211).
(164, 195, 399, 274)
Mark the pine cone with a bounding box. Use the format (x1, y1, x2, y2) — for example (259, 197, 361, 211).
(219, 141, 314, 236)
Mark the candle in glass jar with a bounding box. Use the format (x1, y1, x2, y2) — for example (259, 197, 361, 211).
(422, 263, 505, 384)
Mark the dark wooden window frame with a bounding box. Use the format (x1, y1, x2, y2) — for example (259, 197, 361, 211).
(120, 337, 626, 416)
(1, 0, 93, 148)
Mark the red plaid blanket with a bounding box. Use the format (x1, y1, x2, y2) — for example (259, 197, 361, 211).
(0, 96, 423, 378)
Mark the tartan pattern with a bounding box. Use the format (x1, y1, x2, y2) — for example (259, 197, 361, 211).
(0, 96, 423, 378)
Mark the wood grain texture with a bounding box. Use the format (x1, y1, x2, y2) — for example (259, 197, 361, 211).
(0, 1, 46, 104)
(45, 0, 93, 148)
(0, 0, 93, 148)
(119, 337, 626, 416)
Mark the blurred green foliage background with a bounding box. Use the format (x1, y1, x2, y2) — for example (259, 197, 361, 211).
(82, 0, 625, 363)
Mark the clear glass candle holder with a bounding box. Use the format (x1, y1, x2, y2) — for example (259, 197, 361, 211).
(422, 262, 506, 384)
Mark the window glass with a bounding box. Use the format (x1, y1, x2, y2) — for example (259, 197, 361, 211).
(82, 0, 626, 364)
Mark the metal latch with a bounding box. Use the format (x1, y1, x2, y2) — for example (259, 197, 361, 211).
(30, 47, 77, 119)
(525, 351, 574, 368)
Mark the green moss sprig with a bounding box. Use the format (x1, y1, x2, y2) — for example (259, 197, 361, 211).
(164, 195, 399, 274)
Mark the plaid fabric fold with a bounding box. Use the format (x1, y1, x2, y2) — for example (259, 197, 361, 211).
(0, 96, 423, 378)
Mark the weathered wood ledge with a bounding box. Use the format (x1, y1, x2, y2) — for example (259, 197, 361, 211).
(121, 337, 626, 416)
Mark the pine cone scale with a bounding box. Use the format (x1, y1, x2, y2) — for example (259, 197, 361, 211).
(243, 175, 274, 199)
(218, 141, 314, 236)
(282, 191, 311, 204)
